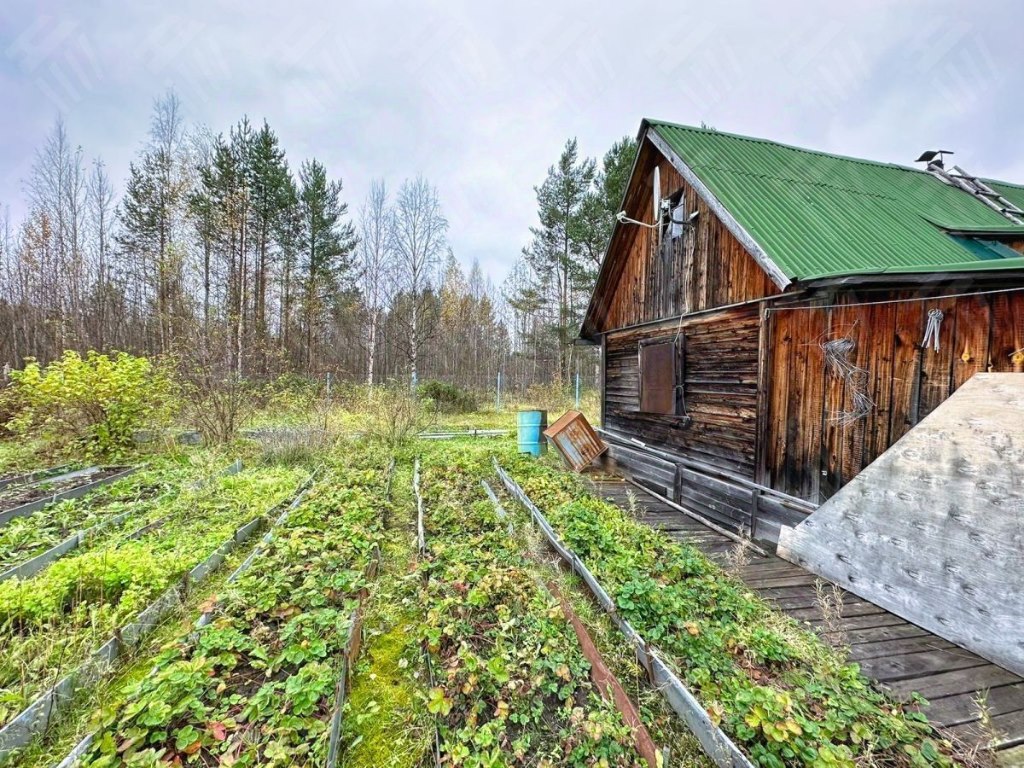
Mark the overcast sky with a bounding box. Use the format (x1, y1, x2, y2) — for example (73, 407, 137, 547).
(1, 0, 1022, 285)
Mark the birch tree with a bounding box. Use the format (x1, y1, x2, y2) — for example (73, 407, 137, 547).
(390, 176, 447, 387)
(357, 179, 392, 386)
(85, 159, 115, 348)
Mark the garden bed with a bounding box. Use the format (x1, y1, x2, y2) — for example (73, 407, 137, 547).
(498, 448, 967, 768)
(0, 458, 245, 584)
(0, 466, 136, 527)
(74, 451, 391, 766)
(0, 465, 304, 731)
(0, 464, 74, 491)
(415, 444, 647, 766)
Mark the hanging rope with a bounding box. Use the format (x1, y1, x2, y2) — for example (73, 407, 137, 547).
(821, 335, 873, 425)
(921, 309, 944, 352)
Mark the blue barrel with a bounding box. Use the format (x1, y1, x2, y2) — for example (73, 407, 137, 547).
(517, 410, 548, 456)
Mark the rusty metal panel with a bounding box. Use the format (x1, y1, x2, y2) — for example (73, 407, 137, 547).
(544, 411, 607, 472)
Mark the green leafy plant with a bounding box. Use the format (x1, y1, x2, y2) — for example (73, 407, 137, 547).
(416, 445, 641, 766)
(417, 380, 477, 414)
(359, 384, 436, 447)
(0, 466, 302, 726)
(503, 449, 962, 768)
(81, 453, 389, 767)
(4, 351, 175, 459)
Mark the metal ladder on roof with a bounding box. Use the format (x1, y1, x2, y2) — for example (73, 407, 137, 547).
(925, 162, 1024, 225)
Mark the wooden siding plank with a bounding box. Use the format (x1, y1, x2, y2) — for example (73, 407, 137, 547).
(917, 296, 958, 421)
(951, 294, 992, 390)
(989, 292, 1024, 373)
(889, 300, 925, 444)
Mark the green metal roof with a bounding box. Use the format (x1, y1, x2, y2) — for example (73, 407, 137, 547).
(646, 120, 1024, 281)
(987, 179, 1024, 212)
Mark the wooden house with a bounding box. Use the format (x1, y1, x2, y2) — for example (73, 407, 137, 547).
(581, 119, 1024, 545)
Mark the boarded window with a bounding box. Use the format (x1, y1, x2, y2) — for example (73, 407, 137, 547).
(639, 341, 680, 415)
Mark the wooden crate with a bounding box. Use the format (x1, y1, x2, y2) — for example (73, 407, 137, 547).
(543, 411, 607, 472)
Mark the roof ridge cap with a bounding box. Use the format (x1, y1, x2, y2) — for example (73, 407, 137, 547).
(645, 119, 928, 176)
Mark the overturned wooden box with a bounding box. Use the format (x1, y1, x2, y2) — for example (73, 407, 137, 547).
(544, 411, 607, 472)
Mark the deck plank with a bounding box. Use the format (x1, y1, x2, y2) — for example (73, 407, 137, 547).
(922, 683, 1024, 728)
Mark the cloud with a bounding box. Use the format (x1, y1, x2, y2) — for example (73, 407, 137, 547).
(1, 0, 1023, 285)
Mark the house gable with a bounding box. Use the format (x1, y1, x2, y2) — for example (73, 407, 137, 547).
(584, 131, 782, 337)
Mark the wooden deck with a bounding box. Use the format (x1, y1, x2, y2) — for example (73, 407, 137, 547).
(592, 477, 1024, 757)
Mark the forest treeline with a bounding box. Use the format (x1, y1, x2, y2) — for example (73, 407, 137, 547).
(0, 91, 635, 393)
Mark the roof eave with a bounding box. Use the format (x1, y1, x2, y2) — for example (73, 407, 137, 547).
(580, 121, 795, 340)
(579, 120, 655, 341)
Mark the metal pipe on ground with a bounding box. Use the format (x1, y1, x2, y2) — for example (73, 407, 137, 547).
(483, 477, 661, 768)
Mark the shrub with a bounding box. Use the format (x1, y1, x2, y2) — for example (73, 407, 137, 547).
(417, 379, 477, 413)
(361, 384, 436, 447)
(176, 328, 261, 444)
(4, 351, 175, 459)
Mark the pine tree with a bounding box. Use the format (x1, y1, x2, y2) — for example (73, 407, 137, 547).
(579, 136, 637, 270)
(296, 158, 356, 373)
(248, 121, 293, 362)
(522, 138, 595, 384)
(117, 91, 188, 354)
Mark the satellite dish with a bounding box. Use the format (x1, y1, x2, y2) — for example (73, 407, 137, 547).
(652, 166, 661, 223)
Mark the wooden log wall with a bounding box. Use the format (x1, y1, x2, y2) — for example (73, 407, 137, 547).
(765, 288, 1024, 502)
(599, 139, 779, 332)
(604, 304, 761, 478)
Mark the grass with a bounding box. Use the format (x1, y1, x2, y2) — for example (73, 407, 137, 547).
(496, 457, 711, 767)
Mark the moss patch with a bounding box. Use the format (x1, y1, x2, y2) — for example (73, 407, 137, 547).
(342, 464, 431, 768)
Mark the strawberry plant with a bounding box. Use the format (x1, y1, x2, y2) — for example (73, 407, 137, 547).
(0, 465, 304, 726)
(0, 458, 204, 573)
(80, 452, 390, 767)
(417, 444, 642, 766)
(500, 448, 959, 768)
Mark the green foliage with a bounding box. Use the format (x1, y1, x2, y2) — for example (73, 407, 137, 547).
(0, 465, 302, 726)
(82, 454, 388, 767)
(503, 451, 959, 768)
(417, 379, 477, 413)
(416, 444, 642, 766)
(359, 385, 436, 447)
(0, 459, 197, 573)
(4, 351, 175, 459)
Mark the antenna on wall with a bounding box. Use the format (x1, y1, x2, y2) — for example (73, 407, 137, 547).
(652, 166, 661, 222)
(653, 167, 661, 250)
(614, 165, 679, 232)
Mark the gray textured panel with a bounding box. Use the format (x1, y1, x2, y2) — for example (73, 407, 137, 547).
(778, 373, 1024, 676)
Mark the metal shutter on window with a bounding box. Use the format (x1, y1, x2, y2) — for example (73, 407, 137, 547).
(640, 342, 676, 415)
